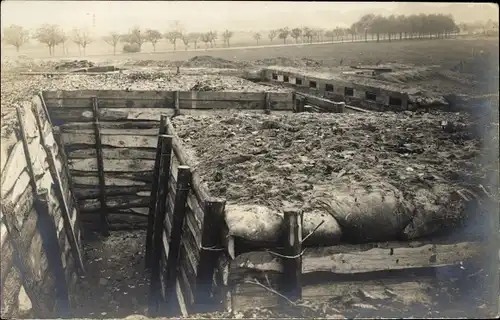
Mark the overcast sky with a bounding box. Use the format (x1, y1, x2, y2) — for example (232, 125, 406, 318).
(1, 1, 498, 34)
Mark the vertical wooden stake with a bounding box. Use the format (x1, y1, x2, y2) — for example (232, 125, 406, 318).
(145, 115, 169, 269)
(282, 208, 303, 302)
(195, 198, 226, 310)
(91, 97, 109, 237)
(34, 190, 71, 317)
(173, 91, 180, 117)
(164, 166, 191, 306)
(148, 134, 173, 315)
(31, 105, 85, 275)
(38, 92, 53, 126)
(264, 92, 271, 115)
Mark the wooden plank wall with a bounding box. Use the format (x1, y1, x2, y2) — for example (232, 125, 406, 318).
(42, 90, 292, 229)
(263, 68, 410, 111)
(1, 96, 84, 318)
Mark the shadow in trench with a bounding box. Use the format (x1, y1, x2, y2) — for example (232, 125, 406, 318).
(71, 229, 151, 318)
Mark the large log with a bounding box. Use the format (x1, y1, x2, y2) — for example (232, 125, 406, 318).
(61, 132, 157, 148)
(1, 142, 27, 195)
(71, 171, 154, 186)
(231, 240, 485, 275)
(68, 158, 155, 172)
(66, 146, 157, 160)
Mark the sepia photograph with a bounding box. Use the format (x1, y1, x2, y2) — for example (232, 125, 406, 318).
(0, 1, 499, 319)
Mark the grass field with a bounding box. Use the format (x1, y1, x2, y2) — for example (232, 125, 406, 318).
(18, 37, 497, 72)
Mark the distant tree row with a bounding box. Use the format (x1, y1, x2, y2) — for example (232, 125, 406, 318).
(2, 24, 92, 56)
(2, 15, 497, 56)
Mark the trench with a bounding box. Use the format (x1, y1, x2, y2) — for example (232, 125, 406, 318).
(1, 74, 497, 319)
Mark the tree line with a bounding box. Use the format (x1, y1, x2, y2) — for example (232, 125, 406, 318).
(2, 14, 497, 55)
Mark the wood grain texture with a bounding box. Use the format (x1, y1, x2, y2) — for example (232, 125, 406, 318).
(71, 171, 154, 186)
(73, 185, 151, 199)
(62, 132, 158, 148)
(67, 147, 157, 160)
(68, 158, 155, 173)
(59, 121, 160, 131)
(79, 195, 151, 212)
(231, 240, 485, 276)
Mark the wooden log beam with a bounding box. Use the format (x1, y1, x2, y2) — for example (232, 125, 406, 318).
(92, 97, 109, 236)
(164, 166, 192, 312)
(32, 104, 85, 274)
(149, 134, 173, 315)
(146, 119, 169, 269)
(264, 92, 271, 115)
(174, 91, 180, 117)
(231, 240, 486, 276)
(281, 208, 303, 302)
(67, 147, 157, 160)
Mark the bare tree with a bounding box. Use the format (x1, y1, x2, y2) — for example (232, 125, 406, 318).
(222, 29, 233, 47)
(278, 28, 290, 44)
(188, 32, 201, 49)
(268, 29, 278, 42)
(164, 31, 181, 51)
(302, 27, 314, 43)
(34, 24, 64, 55)
(208, 30, 218, 48)
(290, 28, 302, 43)
(2, 24, 30, 52)
(72, 28, 92, 55)
(145, 29, 162, 52)
(122, 26, 146, 51)
(253, 32, 261, 45)
(201, 32, 211, 50)
(324, 30, 335, 42)
(103, 32, 121, 55)
(59, 31, 69, 55)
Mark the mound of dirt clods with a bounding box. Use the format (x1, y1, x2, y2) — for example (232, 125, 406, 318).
(172, 112, 494, 243)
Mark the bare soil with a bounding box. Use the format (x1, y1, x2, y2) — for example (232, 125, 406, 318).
(71, 230, 150, 319)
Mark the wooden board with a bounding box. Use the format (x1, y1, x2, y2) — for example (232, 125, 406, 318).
(67, 147, 157, 160)
(59, 121, 160, 131)
(50, 108, 289, 122)
(231, 270, 437, 312)
(62, 132, 157, 148)
(60, 128, 159, 135)
(68, 158, 155, 173)
(43, 90, 176, 100)
(79, 194, 151, 212)
(72, 171, 153, 186)
(73, 185, 151, 199)
(231, 240, 485, 275)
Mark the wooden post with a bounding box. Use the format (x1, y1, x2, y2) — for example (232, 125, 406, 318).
(264, 92, 271, 115)
(148, 134, 173, 315)
(281, 208, 303, 302)
(164, 166, 191, 306)
(173, 91, 180, 117)
(31, 105, 85, 274)
(91, 97, 109, 237)
(34, 190, 71, 317)
(195, 198, 226, 311)
(15, 107, 37, 192)
(38, 92, 53, 126)
(145, 115, 169, 269)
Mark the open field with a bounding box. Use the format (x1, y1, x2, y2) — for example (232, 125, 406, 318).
(3, 37, 498, 72)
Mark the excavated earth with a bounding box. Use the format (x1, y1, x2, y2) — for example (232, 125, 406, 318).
(171, 112, 497, 242)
